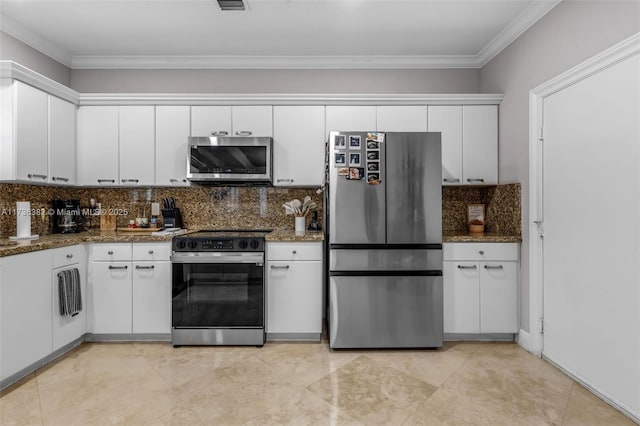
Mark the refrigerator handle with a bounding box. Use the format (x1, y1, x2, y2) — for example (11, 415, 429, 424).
(329, 280, 339, 347)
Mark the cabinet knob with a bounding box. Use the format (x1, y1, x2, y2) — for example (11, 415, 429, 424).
(292, 250, 297, 254)
(66, 254, 73, 259)
(107, 251, 114, 255)
(148, 250, 154, 254)
(479, 250, 485, 255)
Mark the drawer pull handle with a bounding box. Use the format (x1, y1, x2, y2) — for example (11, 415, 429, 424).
(457, 265, 477, 270)
(136, 265, 155, 270)
(108, 265, 128, 270)
(484, 265, 504, 270)
(97, 179, 115, 183)
(211, 131, 228, 136)
(467, 178, 485, 183)
(121, 179, 139, 183)
(66, 254, 73, 259)
(276, 179, 294, 183)
(443, 178, 460, 183)
(27, 173, 47, 180)
(479, 250, 485, 255)
(148, 250, 154, 254)
(52, 176, 69, 182)
(235, 131, 252, 136)
(170, 179, 187, 183)
(107, 251, 114, 255)
(270, 265, 290, 270)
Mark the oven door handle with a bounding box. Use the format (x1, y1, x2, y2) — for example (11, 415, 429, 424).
(171, 252, 264, 264)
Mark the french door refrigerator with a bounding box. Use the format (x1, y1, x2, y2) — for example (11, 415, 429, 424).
(327, 131, 443, 348)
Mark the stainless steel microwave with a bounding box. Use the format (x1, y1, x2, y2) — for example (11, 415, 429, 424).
(187, 136, 273, 183)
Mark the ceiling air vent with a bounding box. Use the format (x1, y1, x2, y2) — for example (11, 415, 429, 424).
(217, 0, 245, 11)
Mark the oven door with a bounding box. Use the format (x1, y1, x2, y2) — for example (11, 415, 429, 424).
(171, 252, 264, 328)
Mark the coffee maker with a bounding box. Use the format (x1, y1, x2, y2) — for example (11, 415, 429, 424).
(52, 200, 83, 233)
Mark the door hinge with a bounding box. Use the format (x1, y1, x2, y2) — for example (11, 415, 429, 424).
(538, 127, 544, 140)
(539, 318, 544, 334)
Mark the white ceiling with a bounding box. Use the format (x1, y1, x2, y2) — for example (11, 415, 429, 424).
(0, 0, 560, 69)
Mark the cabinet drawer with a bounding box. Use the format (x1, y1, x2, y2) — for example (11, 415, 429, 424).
(443, 243, 518, 261)
(267, 242, 322, 261)
(91, 243, 132, 261)
(132, 242, 171, 261)
(52, 244, 85, 268)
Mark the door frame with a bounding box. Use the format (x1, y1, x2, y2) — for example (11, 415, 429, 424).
(527, 32, 640, 357)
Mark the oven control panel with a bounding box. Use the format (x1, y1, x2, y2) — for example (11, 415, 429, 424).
(172, 236, 265, 252)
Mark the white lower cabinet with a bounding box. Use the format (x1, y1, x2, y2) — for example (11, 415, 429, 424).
(132, 261, 171, 334)
(89, 242, 171, 336)
(266, 242, 323, 340)
(443, 243, 519, 336)
(51, 245, 87, 351)
(0, 250, 52, 383)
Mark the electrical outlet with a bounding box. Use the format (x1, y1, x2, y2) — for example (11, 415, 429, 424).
(151, 202, 160, 216)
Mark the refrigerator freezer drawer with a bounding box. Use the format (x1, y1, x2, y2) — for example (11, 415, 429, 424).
(329, 275, 443, 348)
(330, 249, 442, 271)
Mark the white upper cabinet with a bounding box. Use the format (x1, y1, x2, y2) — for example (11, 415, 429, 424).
(232, 106, 273, 137)
(190, 106, 231, 137)
(376, 106, 428, 132)
(0, 80, 48, 182)
(48, 96, 76, 185)
(428, 105, 498, 185)
(273, 106, 325, 186)
(77, 106, 119, 185)
(119, 106, 155, 186)
(462, 105, 498, 185)
(325, 106, 377, 137)
(156, 106, 190, 186)
(428, 106, 463, 185)
(191, 105, 273, 137)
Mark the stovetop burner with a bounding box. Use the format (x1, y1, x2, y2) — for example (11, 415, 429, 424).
(172, 229, 271, 252)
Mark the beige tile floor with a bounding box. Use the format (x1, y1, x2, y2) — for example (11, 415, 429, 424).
(1, 340, 635, 426)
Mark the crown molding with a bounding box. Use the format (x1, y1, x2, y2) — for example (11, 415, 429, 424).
(477, 0, 561, 67)
(0, 61, 79, 103)
(0, 14, 73, 67)
(77, 93, 503, 106)
(70, 54, 481, 69)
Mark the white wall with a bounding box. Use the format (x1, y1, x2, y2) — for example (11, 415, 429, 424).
(0, 31, 71, 86)
(479, 0, 640, 333)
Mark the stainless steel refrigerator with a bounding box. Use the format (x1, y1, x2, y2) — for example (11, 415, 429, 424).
(326, 131, 443, 349)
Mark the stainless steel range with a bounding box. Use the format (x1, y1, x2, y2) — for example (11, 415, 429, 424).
(170, 230, 270, 346)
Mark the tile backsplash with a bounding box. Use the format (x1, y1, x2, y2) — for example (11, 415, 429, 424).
(0, 182, 521, 238)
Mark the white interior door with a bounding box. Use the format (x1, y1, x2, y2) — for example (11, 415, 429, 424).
(541, 53, 639, 417)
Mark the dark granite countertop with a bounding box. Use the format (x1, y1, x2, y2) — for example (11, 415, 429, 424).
(443, 232, 522, 243)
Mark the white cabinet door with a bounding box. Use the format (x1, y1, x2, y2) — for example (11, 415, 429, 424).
(428, 106, 463, 185)
(325, 106, 377, 137)
(0, 250, 52, 381)
(443, 261, 480, 333)
(462, 105, 498, 185)
(376, 106, 428, 132)
(232, 106, 273, 137)
(156, 106, 190, 186)
(15, 81, 48, 182)
(48, 96, 76, 185)
(480, 261, 518, 333)
(191, 106, 231, 137)
(132, 261, 171, 334)
(119, 106, 155, 186)
(273, 106, 325, 186)
(90, 262, 132, 334)
(52, 260, 87, 351)
(267, 261, 322, 335)
(77, 106, 119, 185)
